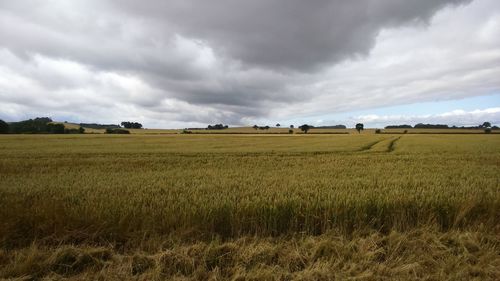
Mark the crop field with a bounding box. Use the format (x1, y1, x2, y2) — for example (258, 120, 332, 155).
(0, 134, 499, 280)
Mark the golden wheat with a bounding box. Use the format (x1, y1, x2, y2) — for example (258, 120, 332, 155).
(0, 133, 498, 279)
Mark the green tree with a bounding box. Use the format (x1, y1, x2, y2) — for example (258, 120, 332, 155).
(0, 119, 9, 134)
(355, 123, 364, 133)
(299, 124, 311, 134)
(47, 123, 65, 134)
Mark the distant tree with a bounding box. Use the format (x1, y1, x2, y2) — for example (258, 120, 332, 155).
(414, 123, 449, 129)
(385, 124, 412, 129)
(106, 128, 130, 134)
(288, 129, 294, 134)
(299, 124, 311, 134)
(290, 125, 294, 129)
(0, 119, 9, 134)
(355, 123, 364, 133)
(276, 123, 281, 127)
(482, 122, 492, 128)
(121, 121, 143, 129)
(375, 129, 381, 134)
(207, 124, 228, 130)
(9, 117, 53, 134)
(80, 123, 120, 129)
(47, 123, 65, 134)
(79, 126, 85, 134)
(253, 125, 258, 130)
(315, 125, 347, 129)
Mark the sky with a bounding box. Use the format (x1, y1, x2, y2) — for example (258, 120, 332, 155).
(0, 0, 499, 128)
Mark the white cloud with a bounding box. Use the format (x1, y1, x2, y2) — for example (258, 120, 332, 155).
(353, 107, 500, 127)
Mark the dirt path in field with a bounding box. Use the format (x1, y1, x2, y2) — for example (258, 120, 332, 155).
(361, 136, 402, 153)
(358, 138, 389, 151)
(387, 136, 402, 152)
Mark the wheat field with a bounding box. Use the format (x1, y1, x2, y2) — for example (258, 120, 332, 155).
(0, 134, 499, 280)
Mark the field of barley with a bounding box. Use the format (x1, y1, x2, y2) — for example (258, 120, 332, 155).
(0, 133, 499, 280)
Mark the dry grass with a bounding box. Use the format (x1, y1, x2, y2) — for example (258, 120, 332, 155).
(0, 229, 498, 280)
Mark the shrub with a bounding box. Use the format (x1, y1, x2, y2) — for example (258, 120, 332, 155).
(105, 128, 130, 134)
(375, 129, 381, 134)
(484, 128, 492, 134)
(289, 129, 294, 134)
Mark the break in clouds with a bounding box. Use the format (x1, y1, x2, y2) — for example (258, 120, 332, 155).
(0, 0, 499, 127)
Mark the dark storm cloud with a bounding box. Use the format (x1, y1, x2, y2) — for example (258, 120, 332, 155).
(111, 0, 471, 70)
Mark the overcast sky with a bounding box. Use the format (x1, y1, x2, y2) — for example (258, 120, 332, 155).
(0, 0, 499, 128)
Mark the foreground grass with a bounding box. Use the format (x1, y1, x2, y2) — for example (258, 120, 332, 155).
(1, 229, 499, 280)
(0, 134, 499, 279)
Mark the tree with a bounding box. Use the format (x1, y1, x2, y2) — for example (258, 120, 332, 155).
(299, 124, 311, 134)
(9, 117, 53, 134)
(121, 121, 143, 129)
(290, 125, 294, 129)
(0, 119, 9, 134)
(78, 126, 85, 134)
(47, 123, 65, 134)
(207, 124, 228, 130)
(253, 125, 258, 130)
(482, 122, 492, 128)
(276, 123, 280, 127)
(355, 123, 364, 133)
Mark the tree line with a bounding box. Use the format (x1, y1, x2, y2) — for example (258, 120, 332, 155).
(0, 118, 144, 134)
(0, 118, 84, 134)
(0, 118, 496, 135)
(385, 122, 497, 130)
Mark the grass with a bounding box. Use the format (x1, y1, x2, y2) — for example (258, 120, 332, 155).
(0, 134, 499, 280)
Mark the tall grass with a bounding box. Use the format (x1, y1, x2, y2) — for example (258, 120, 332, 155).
(0, 134, 498, 241)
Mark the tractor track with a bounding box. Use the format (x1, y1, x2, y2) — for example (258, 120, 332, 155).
(387, 136, 401, 152)
(358, 138, 388, 152)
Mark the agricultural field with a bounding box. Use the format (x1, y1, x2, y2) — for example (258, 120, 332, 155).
(0, 133, 499, 280)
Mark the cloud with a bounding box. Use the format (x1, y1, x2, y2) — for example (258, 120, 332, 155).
(110, 0, 473, 71)
(0, 0, 499, 127)
(352, 108, 500, 127)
